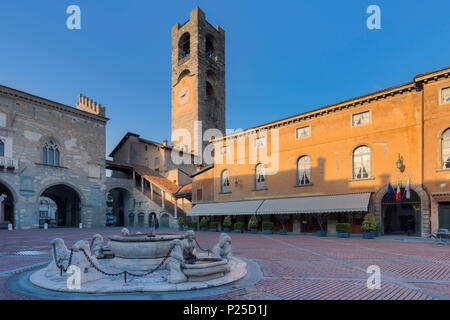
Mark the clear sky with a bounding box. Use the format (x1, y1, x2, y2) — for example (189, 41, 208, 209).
(0, 0, 449, 156)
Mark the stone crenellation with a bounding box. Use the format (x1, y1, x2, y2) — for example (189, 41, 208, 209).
(76, 94, 106, 117)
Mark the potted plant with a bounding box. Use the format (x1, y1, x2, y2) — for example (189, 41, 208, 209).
(188, 220, 197, 231)
(336, 223, 351, 238)
(209, 221, 219, 232)
(177, 217, 184, 231)
(317, 213, 327, 237)
(262, 221, 274, 234)
(277, 214, 290, 235)
(362, 213, 377, 239)
(248, 215, 258, 234)
(223, 216, 232, 232)
(200, 217, 208, 231)
(234, 221, 244, 233)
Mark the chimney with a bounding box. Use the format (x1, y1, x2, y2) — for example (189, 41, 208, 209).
(163, 140, 168, 146)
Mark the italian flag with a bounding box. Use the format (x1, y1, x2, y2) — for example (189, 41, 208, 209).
(395, 181, 401, 202)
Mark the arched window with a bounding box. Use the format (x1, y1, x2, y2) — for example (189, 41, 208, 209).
(442, 128, 450, 169)
(0, 140, 4, 157)
(221, 169, 230, 193)
(206, 82, 214, 97)
(43, 141, 60, 166)
(205, 35, 215, 59)
(179, 33, 190, 60)
(128, 213, 135, 227)
(255, 163, 266, 190)
(297, 156, 311, 186)
(353, 146, 371, 180)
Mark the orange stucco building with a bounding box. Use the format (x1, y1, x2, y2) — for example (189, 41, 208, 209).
(189, 67, 450, 237)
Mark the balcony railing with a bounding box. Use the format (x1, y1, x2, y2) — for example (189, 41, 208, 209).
(0, 157, 18, 170)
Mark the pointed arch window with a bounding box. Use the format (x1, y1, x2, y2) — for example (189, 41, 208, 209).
(297, 156, 311, 185)
(43, 141, 60, 166)
(442, 128, 450, 169)
(353, 146, 371, 180)
(255, 163, 266, 190)
(221, 169, 231, 193)
(0, 140, 4, 157)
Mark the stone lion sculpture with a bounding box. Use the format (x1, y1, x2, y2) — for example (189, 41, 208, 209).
(70, 240, 103, 283)
(91, 234, 105, 259)
(121, 228, 130, 235)
(212, 233, 232, 262)
(46, 238, 71, 275)
(167, 239, 187, 284)
(181, 230, 196, 261)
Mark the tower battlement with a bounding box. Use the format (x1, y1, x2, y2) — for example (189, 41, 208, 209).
(76, 94, 106, 117)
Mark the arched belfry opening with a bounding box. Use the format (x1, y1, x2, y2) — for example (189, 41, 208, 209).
(205, 34, 215, 59)
(40, 184, 81, 227)
(179, 32, 190, 60)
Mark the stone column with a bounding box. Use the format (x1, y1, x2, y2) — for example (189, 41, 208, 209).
(141, 178, 144, 193)
(150, 183, 154, 201)
(174, 198, 178, 218)
(0, 194, 6, 223)
(162, 191, 165, 209)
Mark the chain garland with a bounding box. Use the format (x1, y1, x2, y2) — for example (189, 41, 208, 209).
(194, 238, 212, 256)
(52, 243, 175, 283)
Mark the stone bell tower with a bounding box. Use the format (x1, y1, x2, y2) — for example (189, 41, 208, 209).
(171, 7, 226, 157)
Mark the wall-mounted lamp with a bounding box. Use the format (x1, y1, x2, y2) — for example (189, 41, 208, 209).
(234, 178, 239, 187)
(396, 153, 405, 172)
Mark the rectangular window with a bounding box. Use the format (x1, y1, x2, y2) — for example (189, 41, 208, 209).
(441, 87, 450, 104)
(220, 145, 230, 155)
(296, 125, 311, 139)
(197, 189, 203, 201)
(253, 136, 266, 149)
(352, 110, 370, 127)
(0, 112, 6, 128)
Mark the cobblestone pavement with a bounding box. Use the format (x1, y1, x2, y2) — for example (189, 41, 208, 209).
(0, 228, 449, 300)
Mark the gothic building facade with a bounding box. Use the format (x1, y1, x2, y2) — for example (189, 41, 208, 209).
(0, 87, 108, 229)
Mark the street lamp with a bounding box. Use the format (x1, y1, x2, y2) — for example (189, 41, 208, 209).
(396, 153, 405, 172)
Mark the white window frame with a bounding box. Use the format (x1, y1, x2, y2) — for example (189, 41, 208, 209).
(439, 86, 450, 106)
(221, 169, 231, 193)
(442, 128, 450, 169)
(254, 163, 267, 190)
(220, 145, 230, 155)
(253, 136, 266, 149)
(351, 110, 371, 128)
(352, 146, 372, 180)
(295, 125, 311, 140)
(297, 155, 312, 186)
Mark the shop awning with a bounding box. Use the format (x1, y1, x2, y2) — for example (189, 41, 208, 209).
(257, 193, 371, 214)
(187, 193, 371, 216)
(187, 200, 264, 216)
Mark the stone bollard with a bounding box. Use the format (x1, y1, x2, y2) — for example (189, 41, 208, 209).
(44, 223, 48, 230)
(79, 223, 83, 229)
(8, 224, 12, 231)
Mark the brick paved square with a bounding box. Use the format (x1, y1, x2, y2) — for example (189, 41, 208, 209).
(0, 228, 449, 300)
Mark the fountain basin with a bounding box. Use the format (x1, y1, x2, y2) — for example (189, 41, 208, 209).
(107, 234, 185, 271)
(182, 258, 230, 282)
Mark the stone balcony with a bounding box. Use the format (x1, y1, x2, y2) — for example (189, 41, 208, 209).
(0, 157, 18, 170)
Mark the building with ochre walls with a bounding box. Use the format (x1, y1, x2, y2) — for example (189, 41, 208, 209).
(189, 67, 450, 237)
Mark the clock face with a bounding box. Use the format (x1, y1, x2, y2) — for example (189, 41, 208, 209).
(178, 87, 190, 105)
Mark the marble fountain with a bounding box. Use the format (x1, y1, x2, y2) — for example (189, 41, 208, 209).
(30, 229, 247, 293)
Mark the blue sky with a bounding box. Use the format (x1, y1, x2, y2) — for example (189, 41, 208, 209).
(0, 1, 449, 155)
